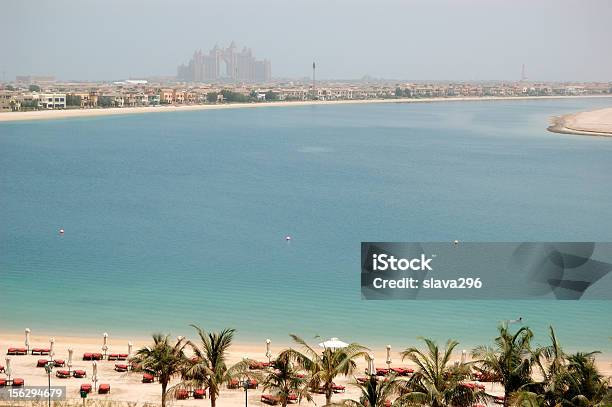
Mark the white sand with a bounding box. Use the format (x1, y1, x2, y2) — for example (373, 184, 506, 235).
(548, 107, 612, 137)
(0, 333, 427, 406)
(1, 95, 611, 123)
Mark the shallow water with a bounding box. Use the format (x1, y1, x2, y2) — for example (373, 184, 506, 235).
(1, 98, 611, 354)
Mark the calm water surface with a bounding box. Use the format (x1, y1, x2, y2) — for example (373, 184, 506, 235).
(1, 99, 611, 353)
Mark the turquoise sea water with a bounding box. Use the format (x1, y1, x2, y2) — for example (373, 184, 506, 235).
(1, 99, 611, 354)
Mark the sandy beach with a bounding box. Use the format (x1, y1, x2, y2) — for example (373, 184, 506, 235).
(1, 95, 612, 124)
(0, 332, 504, 406)
(548, 107, 612, 137)
(1, 331, 610, 406)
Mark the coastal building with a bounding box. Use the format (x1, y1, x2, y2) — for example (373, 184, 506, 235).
(0, 92, 21, 111)
(39, 93, 66, 109)
(177, 42, 271, 83)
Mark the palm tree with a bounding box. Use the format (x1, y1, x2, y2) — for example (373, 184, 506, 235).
(182, 325, 254, 407)
(472, 325, 534, 407)
(532, 326, 567, 406)
(262, 350, 313, 407)
(400, 338, 485, 407)
(286, 334, 369, 406)
(556, 352, 608, 406)
(338, 374, 403, 407)
(130, 333, 188, 407)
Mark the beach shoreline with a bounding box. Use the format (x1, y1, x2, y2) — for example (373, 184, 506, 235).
(548, 107, 612, 137)
(1, 94, 612, 123)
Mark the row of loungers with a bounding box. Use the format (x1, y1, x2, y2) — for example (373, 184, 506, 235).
(36, 359, 66, 367)
(311, 384, 345, 394)
(374, 367, 415, 376)
(6, 347, 52, 355)
(55, 369, 87, 379)
(80, 383, 111, 394)
(0, 378, 25, 387)
(82, 353, 104, 360)
(175, 389, 207, 400)
(227, 379, 259, 389)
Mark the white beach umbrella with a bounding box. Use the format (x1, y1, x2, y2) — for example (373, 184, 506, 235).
(92, 361, 98, 388)
(367, 354, 376, 376)
(5, 357, 11, 381)
(386, 344, 392, 368)
(318, 337, 349, 350)
(461, 349, 467, 364)
(128, 341, 133, 356)
(25, 328, 31, 352)
(102, 332, 109, 355)
(49, 337, 55, 359)
(265, 339, 272, 361)
(67, 348, 74, 371)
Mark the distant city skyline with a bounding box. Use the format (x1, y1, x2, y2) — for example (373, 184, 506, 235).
(2, 0, 612, 82)
(177, 43, 271, 83)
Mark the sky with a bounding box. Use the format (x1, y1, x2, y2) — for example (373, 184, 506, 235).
(2, 0, 612, 82)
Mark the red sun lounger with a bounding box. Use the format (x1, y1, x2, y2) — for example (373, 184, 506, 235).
(142, 373, 154, 383)
(37, 359, 49, 368)
(176, 389, 189, 400)
(73, 370, 86, 378)
(32, 348, 51, 355)
(7, 348, 27, 355)
(56, 370, 70, 378)
(247, 379, 258, 389)
(332, 384, 345, 393)
(54, 360, 65, 367)
(115, 364, 129, 372)
(0, 366, 4, 373)
(80, 384, 92, 393)
(98, 384, 111, 394)
(12, 378, 25, 387)
(194, 389, 206, 399)
(0, 379, 6, 387)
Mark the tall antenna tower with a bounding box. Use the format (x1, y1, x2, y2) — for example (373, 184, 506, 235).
(312, 61, 316, 99)
(521, 64, 527, 81)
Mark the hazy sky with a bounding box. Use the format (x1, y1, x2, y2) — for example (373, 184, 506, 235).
(2, 0, 612, 82)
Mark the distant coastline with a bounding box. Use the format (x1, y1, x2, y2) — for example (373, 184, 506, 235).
(548, 107, 612, 138)
(1, 94, 612, 123)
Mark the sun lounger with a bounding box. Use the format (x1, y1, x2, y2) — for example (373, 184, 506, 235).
(494, 396, 505, 404)
(80, 384, 92, 393)
(32, 348, 50, 355)
(248, 361, 271, 370)
(332, 384, 345, 393)
(108, 354, 119, 360)
(7, 348, 28, 355)
(261, 395, 280, 405)
(390, 367, 413, 376)
(12, 378, 25, 387)
(56, 370, 70, 378)
(73, 370, 87, 378)
(115, 363, 129, 372)
(0, 365, 4, 373)
(54, 359, 65, 367)
(0, 379, 6, 387)
(142, 373, 155, 383)
(98, 384, 111, 394)
(376, 368, 390, 376)
(194, 389, 206, 399)
(83, 352, 103, 361)
(36, 359, 50, 367)
(247, 379, 258, 389)
(227, 379, 240, 389)
(176, 389, 189, 400)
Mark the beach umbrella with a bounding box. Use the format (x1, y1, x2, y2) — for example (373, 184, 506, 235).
(386, 344, 392, 368)
(5, 357, 11, 381)
(49, 337, 55, 359)
(318, 337, 349, 350)
(367, 354, 376, 376)
(67, 348, 74, 372)
(265, 339, 272, 362)
(102, 332, 109, 356)
(461, 349, 467, 364)
(25, 328, 31, 352)
(128, 341, 133, 356)
(92, 361, 98, 389)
